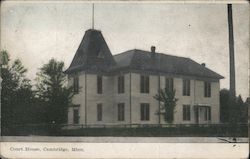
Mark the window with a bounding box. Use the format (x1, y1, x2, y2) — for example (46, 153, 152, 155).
(183, 79, 190, 96)
(73, 108, 79, 124)
(204, 82, 211, 97)
(183, 105, 191, 121)
(118, 75, 125, 94)
(73, 75, 79, 94)
(140, 103, 150, 121)
(97, 75, 102, 94)
(117, 103, 125, 121)
(140, 75, 149, 93)
(204, 107, 211, 121)
(166, 78, 174, 92)
(97, 103, 102, 121)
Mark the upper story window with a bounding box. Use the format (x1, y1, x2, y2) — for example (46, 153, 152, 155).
(204, 82, 211, 97)
(140, 103, 150, 121)
(140, 75, 149, 93)
(165, 77, 174, 92)
(97, 103, 103, 121)
(73, 75, 79, 94)
(97, 75, 102, 94)
(118, 75, 125, 94)
(183, 79, 190, 96)
(183, 105, 191, 121)
(117, 103, 125, 121)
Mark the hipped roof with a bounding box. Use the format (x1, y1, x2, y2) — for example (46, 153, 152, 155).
(113, 49, 224, 79)
(65, 29, 223, 79)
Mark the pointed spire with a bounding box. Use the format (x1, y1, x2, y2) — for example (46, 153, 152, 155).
(92, 3, 95, 29)
(65, 30, 116, 74)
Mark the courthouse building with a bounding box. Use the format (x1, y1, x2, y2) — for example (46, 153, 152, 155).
(65, 29, 224, 127)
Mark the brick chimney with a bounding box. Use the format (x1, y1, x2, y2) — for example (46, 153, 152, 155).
(151, 46, 156, 59)
(151, 46, 156, 53)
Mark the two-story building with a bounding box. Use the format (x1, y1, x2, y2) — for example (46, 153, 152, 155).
(65, 29, 224, 127)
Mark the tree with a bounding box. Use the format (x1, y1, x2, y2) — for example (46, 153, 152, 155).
(0, 50, 9, 66)
(1, 51, 34, 133)
(154, 88, 178, 123)
(237, 95, 247, 123)
(220, 89, 230, 123)
(36, 59, 73, 124)
(220, 89, 247, 124)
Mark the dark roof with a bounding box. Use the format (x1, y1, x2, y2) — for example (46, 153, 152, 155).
(65, 29, 116, 73)
(66, 29, 223, 79)
(113, 49, 224, 79)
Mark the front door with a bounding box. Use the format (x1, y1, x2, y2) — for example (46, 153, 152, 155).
(73, 109, 79, 124)
(198, 106, 211, 124)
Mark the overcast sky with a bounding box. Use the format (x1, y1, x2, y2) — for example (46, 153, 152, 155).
(1, 2, 249, 99)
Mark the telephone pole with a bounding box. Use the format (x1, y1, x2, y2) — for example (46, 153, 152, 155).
(227, 4, 236, 97)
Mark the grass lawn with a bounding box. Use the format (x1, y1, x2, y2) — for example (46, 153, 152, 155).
(60, 126, 247, 137)
(2, 124, 247, 137)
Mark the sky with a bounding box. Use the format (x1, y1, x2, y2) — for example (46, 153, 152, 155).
(1, 1, 249, 99)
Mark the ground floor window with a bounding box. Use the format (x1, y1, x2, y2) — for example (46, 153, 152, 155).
(118, 103, 125, 121)
(97, 103, 102, 121)
(204, 107, 211, 121)
(183, 105, 191, 121)
(73, 107, 79, 124)
(140, 103, 150, 121)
